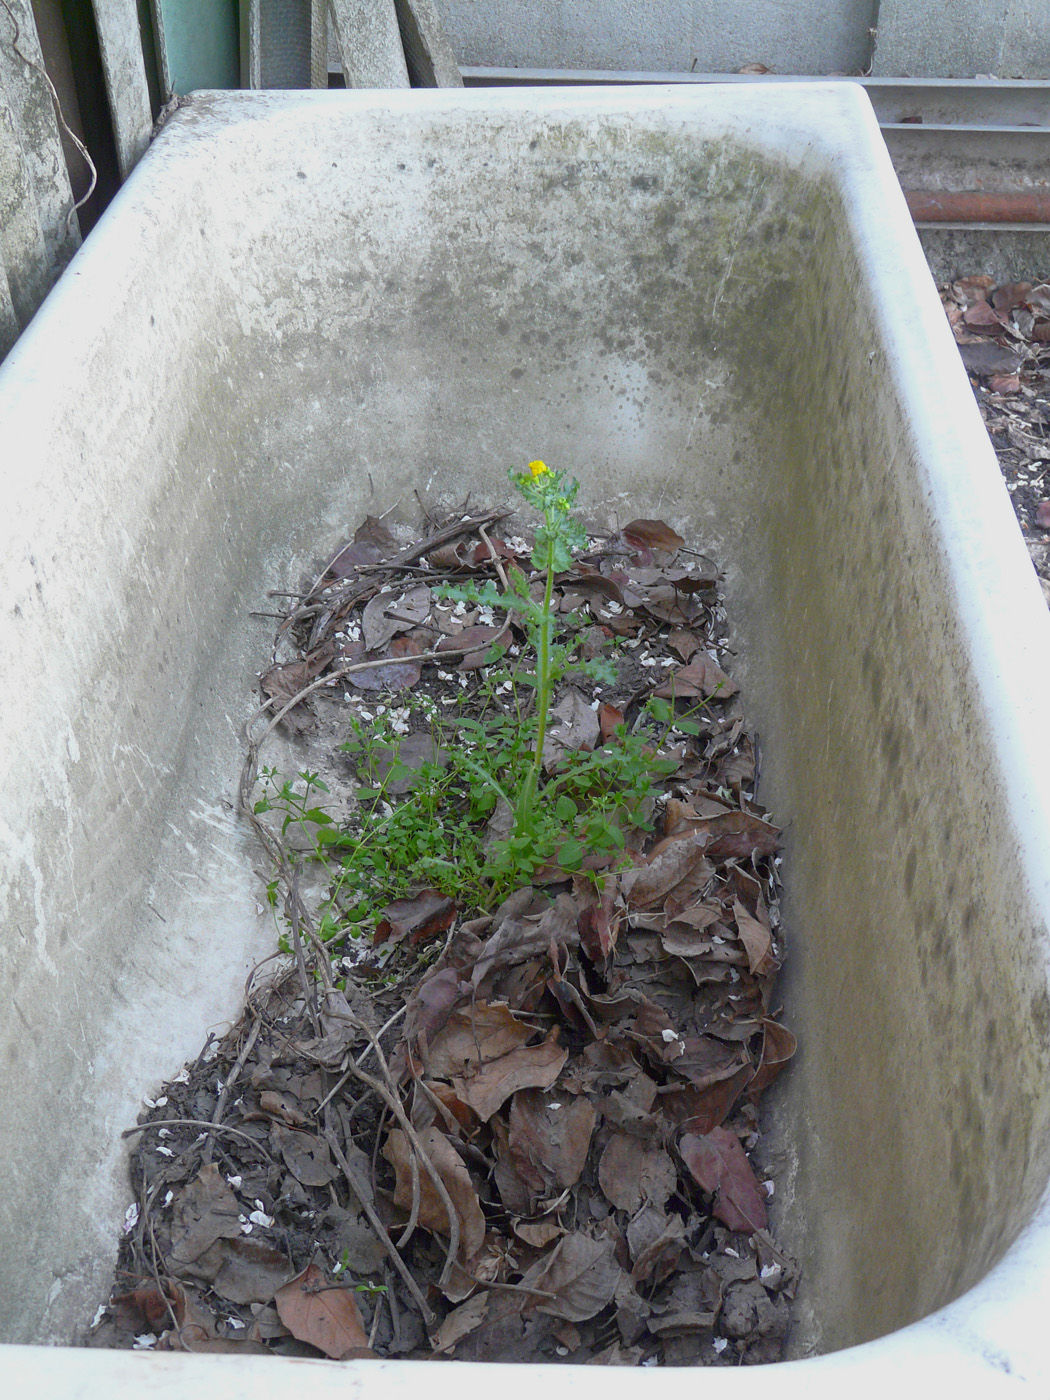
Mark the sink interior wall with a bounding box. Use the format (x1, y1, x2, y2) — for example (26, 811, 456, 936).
(1, 91, 1048, 1358)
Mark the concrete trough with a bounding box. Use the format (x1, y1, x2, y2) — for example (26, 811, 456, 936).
(2, 85, 1050, 1394)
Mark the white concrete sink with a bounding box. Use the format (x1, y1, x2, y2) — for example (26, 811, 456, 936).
(2, 86, 1049, 1395)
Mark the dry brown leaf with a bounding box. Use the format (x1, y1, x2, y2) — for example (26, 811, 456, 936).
(382, 1126, 486, 1260)
(672, 1035, 751, 1092)
(521, 1232, 623, 1322)
(992, 281, 1032, 313)
(597, 1134, 676, 1213)
(733, 898, 777, 976)
(621, 519, 685, 555)
(576, 873, 621, 962)
(686, 811, 780, 863)
(543, 688, 601, 767)
(167, 1165, 243, 1270)
(989, 374, 1021, 395)
(620, 833, 713, 910)
(597, 701, 625, 742)
(653, 653, 738, 700)
(667, 627, 702, 661)
(452, 1037, 568, 1121)
(363, 584, 432, 651)
(424, 1001, 535, 1078)
(375, 889, 457, 947)
(272, 1124, 339, 1188)
(328, 515, 398, 577)
(962, 300, 1007, 333)
(512, 1218, 565, 1248)
(210, 1237, 298, 1305)
(680, 1128, 768, 1234)
(507, 1088, 597, 1198)
(273, 1262, 370, 1359)
(626, 1204, 687, 1284)
(437, 623, 509, 670)
(431, 1291, 491, 1354)
(748, 1020, 798, 1096)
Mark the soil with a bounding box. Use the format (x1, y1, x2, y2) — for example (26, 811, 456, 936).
(84, 496, 799, 1366)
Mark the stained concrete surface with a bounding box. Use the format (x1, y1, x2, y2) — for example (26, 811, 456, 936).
(1, 85, 1050, 1393)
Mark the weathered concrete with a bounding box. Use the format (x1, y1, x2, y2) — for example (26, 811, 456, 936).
(1, 85, 1050, 1390)
(395, 0, 462, 86)
(91, 0, 153, 177)
(874, 0, 1050, 79)
(0, 86, 50, 329)
(0, 0, 78, 281)
(330, 0, 410, 87)
(430, 0, 878, 75)
(0, 245, 20, 358)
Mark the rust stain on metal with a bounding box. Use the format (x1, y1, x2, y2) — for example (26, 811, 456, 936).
(906, 190, 1050, 224)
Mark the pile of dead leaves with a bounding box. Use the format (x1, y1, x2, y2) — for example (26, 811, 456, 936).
(941, 275, 1050, 605)
(89, 500, 798, 1366)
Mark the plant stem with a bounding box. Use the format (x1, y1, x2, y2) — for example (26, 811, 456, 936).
(515, 530, 556, 835)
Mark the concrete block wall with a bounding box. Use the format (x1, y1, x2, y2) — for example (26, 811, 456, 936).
(432, 0, 1050, 79)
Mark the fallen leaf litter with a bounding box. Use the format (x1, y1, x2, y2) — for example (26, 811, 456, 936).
(87, 493, 799, 1365)
(940, 274, 1050, 606)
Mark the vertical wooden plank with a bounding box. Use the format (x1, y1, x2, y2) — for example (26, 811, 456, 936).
(394, 0, 461, 87)
(0, 0, 78, 271)
(0, 85, 51, 330)
(90, 0, 152, 178)
(310, 0, 326, 87)
(0, 249, 20, 360)
(329, 0, 410, 87)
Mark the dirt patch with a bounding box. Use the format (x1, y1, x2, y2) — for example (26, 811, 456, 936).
(85, 475, 798, 1366)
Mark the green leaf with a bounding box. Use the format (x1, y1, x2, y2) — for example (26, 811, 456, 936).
(555, 795, 579, 822)
(557, 838, 583, 870)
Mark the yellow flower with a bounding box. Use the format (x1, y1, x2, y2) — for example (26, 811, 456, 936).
(528, 459, 549, 478)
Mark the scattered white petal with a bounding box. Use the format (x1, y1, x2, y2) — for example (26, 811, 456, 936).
(724, 1247, 740, 1259)
(163, 1190, 174, 1207)
(641, 1355, 660, 1367)
(227, 1175, 242, 1188)
(763, 1180, 775, 1197)
(661, 1028, 679, 1043)
(760, 1263, 782, 1282)
(91, 1305, 108, 1328)
(132, 1335, 158, 1350)
(548, 1102, 562, 1111)
(156, 1146, 174, 1158)
(172, 1068, 190, 1085)
(226, 1316, 246, 1330)
(123, 1203, 139, 1233)
(712, 1337, 728, 1354)
(249, 1209, 274, 1227)
(142, 1096, 156, 1109)
(240, 1222, 253, 1234)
